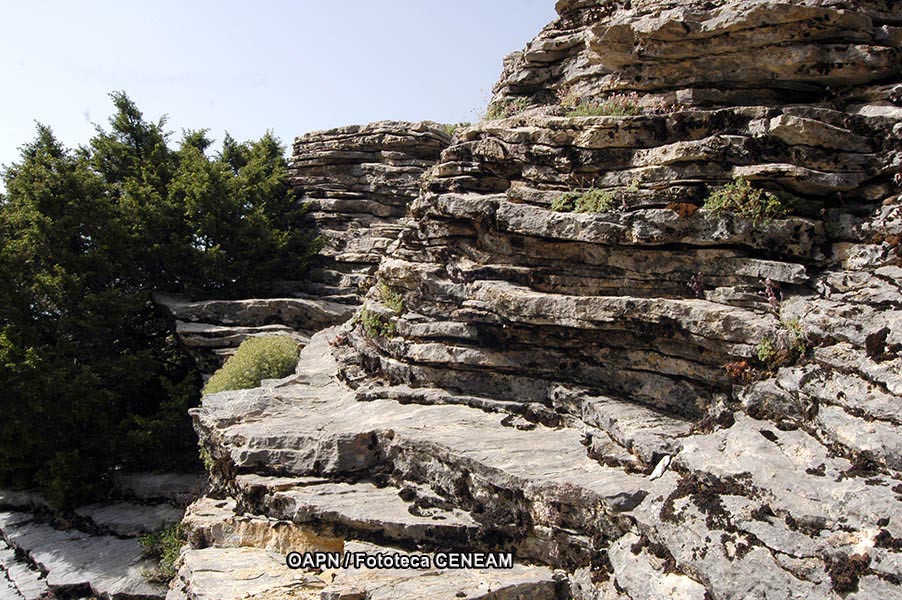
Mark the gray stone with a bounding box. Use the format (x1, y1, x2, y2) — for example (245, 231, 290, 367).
(0, 511, 166, 599)
(75, 502, 184, 537)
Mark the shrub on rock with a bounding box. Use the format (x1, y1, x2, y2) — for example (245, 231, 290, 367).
(703, 177, 791, 224)
(203, 336, 300, 394)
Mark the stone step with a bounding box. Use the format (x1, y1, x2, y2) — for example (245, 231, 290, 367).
(167, 541, 557, 600)
(195, 329, 655, 567)
(174, 321, 309, 349)
(0, 485, 188, 538)
(156, 295, 354, 330)
(0, 511, 166, 599)
(74, 502, 184, 538)
(196, 328, 902, 599)
(114, 472, 203, 505)
(553, 388, 694, 465)
(181, 496, 344, 555)
(0, 539, 49, 600)
(233, 475, 480, 550)
(353, 384, 693, 467)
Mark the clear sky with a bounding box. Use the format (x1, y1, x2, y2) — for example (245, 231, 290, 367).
(0, 0, 556, 174)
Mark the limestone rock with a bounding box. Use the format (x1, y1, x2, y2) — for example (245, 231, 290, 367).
(176, 1, 902, 599)
(0, 511, 166, 599)
(288, 121, 451, 303)
(74, 502, 184, 537)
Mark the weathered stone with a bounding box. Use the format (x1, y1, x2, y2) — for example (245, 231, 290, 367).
(182, 496, 343, 556)
(0, 511, 166, 599)
(74, 502, 184, 537)
(288, 121, 451, 303)
(115, 472, 203, 504)
(0, 539, 49, 600)
(175, 1, 902, 598)
(167, 546, 326, 600)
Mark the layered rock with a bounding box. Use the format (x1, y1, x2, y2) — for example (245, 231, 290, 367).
(0, 473, 199, 599)
(288, 121, 452, 303)
(156, 122, 448, 373)
(493, 0, 902, 110)
(182, 1, 902, 599)
(156, 294, 354, 374)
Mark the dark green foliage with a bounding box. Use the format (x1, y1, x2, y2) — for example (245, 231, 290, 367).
(87, 93, 321, 298)
(0, 92, 320, 508)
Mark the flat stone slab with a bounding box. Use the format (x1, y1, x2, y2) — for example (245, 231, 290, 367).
(0, 511, 166, 599)
(324, 541, 557, 600)
(182, 496, 344, 556)
(166, 546, 327, 600)
(115, 472, 203, 504)
(236, 475, 480, 545)
(198, 331, 650, 509)
(0, 490, 47, 512)
(156, 295, 355, 329)
(168, 541, 556, 600)
(75, 502, 184, 537)
(0, 539, 49, 600)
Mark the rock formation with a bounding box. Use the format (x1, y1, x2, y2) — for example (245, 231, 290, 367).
(155, 122, 450, 373)
(0, 474, 199, 599)
(184, 1, 902, 598)
(288, 121, 451, 303)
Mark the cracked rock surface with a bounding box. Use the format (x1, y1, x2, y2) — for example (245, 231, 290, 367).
(180, 1, 901, 598)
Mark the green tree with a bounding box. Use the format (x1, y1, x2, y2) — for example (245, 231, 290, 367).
(0, 93, 319, 508)
(0, 125, 200, 508)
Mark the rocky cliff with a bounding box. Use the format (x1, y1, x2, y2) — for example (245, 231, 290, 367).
(155, 122, 450, 373)
(288, 121, 451, 303)
(179, 2, 902, 599)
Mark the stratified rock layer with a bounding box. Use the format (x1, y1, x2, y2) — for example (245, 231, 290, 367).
(493, 0, 902, 109)
(156, 122, 448, 373)
(0, 474, 197, 600)
(156, 294, 354, 373)
(288, 121, 451, 303)
(183, 1, 902, 599)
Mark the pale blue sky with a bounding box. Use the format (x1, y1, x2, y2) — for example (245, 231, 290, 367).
(0, 1, 555, 173)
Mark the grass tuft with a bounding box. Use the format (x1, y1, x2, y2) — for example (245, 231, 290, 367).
(203, 335, 300, 395)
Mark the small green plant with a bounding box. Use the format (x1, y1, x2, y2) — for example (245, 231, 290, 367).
(441, 122, 470, 137)
(198, 445, 214, 471)
(140, 522, 185, 581)
(551, 192, 579, 212)
(755, 320, 809, 370)
(556, 87, 581, 109)
(551, 188, 618, 213)
(783, 319, 808, 357)
(359, 308, 396, 338)
(203, 335, 300, 395)
(379, 283, 405, 314)
(756, 338, 777, 364)
(704, 178, 792, 224)
(565, 92, 643, 117)
(485, 97, 529, 120)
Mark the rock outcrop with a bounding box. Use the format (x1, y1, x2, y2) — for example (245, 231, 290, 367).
(0, 474, 200, 600)
(156, 294, 354, 374)
(157, 122, 450, 373)
(180, 2, 901, 599)
(288, 121, 452, 303)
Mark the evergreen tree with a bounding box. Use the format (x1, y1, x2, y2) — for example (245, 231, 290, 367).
(0, 93, 319, 508)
